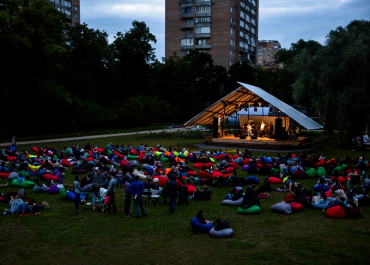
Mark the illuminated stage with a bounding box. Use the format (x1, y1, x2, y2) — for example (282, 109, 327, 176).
(204, 136, 309, 150)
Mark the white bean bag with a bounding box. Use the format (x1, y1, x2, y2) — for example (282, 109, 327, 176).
(8, 172, 18, 181)
(221, 197, 243, 206)
(271, 202, 292, 214)
(209, 227, 234, 238)
(112, 161, 120, 167)
(129, 160, 139, 167)
(133, 169, 147, 180)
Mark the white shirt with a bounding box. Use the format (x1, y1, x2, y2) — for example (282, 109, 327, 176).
(261, 123, 265, 130)
(363, 135, 369, 143)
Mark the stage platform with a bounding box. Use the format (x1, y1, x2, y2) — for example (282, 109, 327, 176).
(204, 136, 309, 150)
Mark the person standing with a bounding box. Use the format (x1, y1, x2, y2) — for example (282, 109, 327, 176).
(130, 176, 147, 218)
(124, 178, 132, 217)
(106, 174, 117, 214)
(93, 169, 105, 186)
(74, 175, 82, 212)
(11, 136, 16, 150)
(167, 176, 178, 214)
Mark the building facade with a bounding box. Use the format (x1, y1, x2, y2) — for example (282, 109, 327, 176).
(257, 40, 282, 69)
(165, 0, 259, 69)
(50, 0, 80, 26)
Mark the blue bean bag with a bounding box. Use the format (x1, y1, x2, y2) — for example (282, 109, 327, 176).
(313, 184, 330, 192)
(26, 170, 38, 176)
(312, 201, 330, 210)
(190, 217, 214, 233)
(271, 202, 292, 214)
(245, 176, 259, 184)
(147, 166, 154, 175)
(38, 169, 44, 176)
(262, 156, 272, 163)
(66, 191, 87, 202)
(209, 227, 234, 238)
(7, 172, 18, 181)
(234, 157, 243, 165)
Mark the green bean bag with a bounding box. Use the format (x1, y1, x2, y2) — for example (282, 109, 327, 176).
(155, 151, 162, 157)
(209, 157, 215, 163)
(160, 156, 168, 162)
(53, 155, 59, 160)
(316, 167, 326, 177)
(179, 154, 186, 159)
(12, 179, 21, 187)
(174, 151, 179, 156)
(19, 170, 30, 178)
(342, 164, 347, 169)
(127, 155, 138, 160)
(333, 166, 343, 172)
(271, 168, 282, 174)
(237, 205, 261, 215)
(306, 168, 317, 178)
(60, 187, 67, 200)
(107, 149, 113, 155)
(20, 181, 36, 189)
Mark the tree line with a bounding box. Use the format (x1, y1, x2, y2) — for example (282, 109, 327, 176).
(0, 0, 369, 139)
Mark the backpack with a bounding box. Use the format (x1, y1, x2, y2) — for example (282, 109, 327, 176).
(42, 201, 50, 210)
(18, 189, 28, 199)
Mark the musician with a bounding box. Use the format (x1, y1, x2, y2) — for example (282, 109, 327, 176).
(260, 121, 265, 137)
(247, 123, 252, 137)
(296, 126, 300, 137)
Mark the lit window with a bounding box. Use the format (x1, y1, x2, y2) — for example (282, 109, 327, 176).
(231, 7, 233, 13)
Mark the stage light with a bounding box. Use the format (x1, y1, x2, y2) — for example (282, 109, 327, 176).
(254, 107, 257, 113)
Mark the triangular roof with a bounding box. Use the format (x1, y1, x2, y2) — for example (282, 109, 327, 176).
(185, 82, 323, 130)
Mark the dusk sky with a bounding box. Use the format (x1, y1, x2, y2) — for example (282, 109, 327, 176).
(81, 0, 370, 61)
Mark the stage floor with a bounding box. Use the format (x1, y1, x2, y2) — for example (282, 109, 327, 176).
(204, 136, 309, 150)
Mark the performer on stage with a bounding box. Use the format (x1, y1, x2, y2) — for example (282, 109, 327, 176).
(247, 123, 252, 138)
(260, 121, 265, 137)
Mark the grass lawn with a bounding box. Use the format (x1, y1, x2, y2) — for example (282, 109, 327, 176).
(0, 134, 369, 265)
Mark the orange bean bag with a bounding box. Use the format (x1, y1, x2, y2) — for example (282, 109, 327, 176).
(165, 168, 171, 175)
(269, 177, 282, 184)
(326, 205, 346, 219)
(175, 157, 184, 162)
(199, 171, 211, 178)
(229, 162, 239, 169)
(44, 174, 58, 181)
(187, 171, 197, 177)
(0, 173, 9, 179)
(205, 162, 213, 169)
(194, 163, 205, 169)
(211, 171, 223, 179)
(289, 202, 303, 212)
(326, 158, 335, 165)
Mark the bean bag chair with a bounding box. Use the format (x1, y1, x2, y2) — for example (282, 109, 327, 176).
(211, 171, 223, 179)
(28, 164, 41, 171)
(209, 227, 233, 238)
(32, 147, 39, 152)
(21, 180, 36, 189)
(234, 157, 243, 165)
(194, 163, 205, 169)
(61, 159, 72, 167)
(269, 177, 282, 184)
(306, 168, 317, 178)
(26, 170, 38, 176)
(316, 167, 326, 177)
(44, 174, 58, 182)
(221, 197, 243, 206)
(132, 150, 138, 155)
(190, 217, 214, 233)
(0, 197, 4, 201)
(348, 208, 362, 218)
(333, 166, 343, 172)
(262, 156, 272, 163)
(229, 162, 239, 169)
(205, 162, 213, 169)
(33, 186, 47, 193)
(160, 156, 168, 162)
(0, 172, 9, 179)
(316, 159, 325, 167)
(7, 172, 18, 181)
(100, 157, 111, 164)
(86, 157, 94, 162)
(284, 193, 295, 203)
(245, 176, 259, 184)
(324, 190, 333, 198)
(66, 191, 87, 202)
(270, 168, 282, 174)
(289, 202, 303, 212)
(242, 165, 249, 171)
(312, 201, 330, 210)
(72, 169, 87, 174)
(337, 176, 345, 184)
(225, 167, 234, 174)
(7, 156, 16, 162)
(127, 155, 138, 160)
(187, 171, 197, 177)
(129, 160, 139, 167)
(12, 179, 20, 187)
(215, 154, 225, 161)
(271, 202, 292, 214)
(187, 185, 196, 194)
(152, 176, 168, 187)
(243, 158, 251, 165)
(48, 184, 60, 194)
(237, 205, 261, 214)
(94, 148, 104, 153)
(133, 169, 147, 180)
(313, 184, 330, 192)
(325, 205, 346, 219)
(112, 161, 120, 167)
(59, 187, 67, 199)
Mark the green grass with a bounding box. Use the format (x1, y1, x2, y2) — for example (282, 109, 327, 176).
(0, 134, 369, 265)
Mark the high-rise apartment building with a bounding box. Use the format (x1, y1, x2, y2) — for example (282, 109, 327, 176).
(257, 40, 282, 69)
(165, 0, 259, 69)
(50, 0, 80, 27)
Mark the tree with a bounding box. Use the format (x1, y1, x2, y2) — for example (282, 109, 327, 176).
(291, 20, 370, 135)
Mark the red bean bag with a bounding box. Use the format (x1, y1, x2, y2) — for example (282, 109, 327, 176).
(187, 185, 196, 194)
(181, 176, 187, 181)
(199, 171, 211, 178)
(289, 202, 303, 212)
(187, 171, 197, 177)
(225, 167, 234, 173)
(346, 169, 357, 175)
(132, 150, 138, 155)
(0, 197, 4, 201)
(325, 205, 346, 219)
(284, 194, 295, 203)
(114, 152, 124, 159)
(223, 173, 230, 179)
(0, 173, 9, 179)
(211, 171, 223, 179)
(120, 160, 129, 167)
(194, 163, 205, 169)
(176, 179, 184, 187)
(137, 156, 142, 162)
(256, 163, 262, 169)
(215, 154, 225, 161)
(32, 147, 39, 152)
(243, 158, 251, 165)
(152, 176, 168, 187)
(229, 162, 239, 169)
(89, 150, 93, 157)
(87, 157, 94, 162)
(337, 176, 345, 184)
(44, 174, 58, 181)
(61, 159, 72, 167)
(205, 162, 214, 169)
(345, 176, 350, 182)
(324, 190, 333, 198)
(7, 156, 16, 162)
(269, 177, 282, 184)
(94, 148, 104, 153)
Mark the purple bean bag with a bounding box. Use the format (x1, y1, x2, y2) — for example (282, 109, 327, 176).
(51, 168, 64, 180)
(48, 184, 60, 194)
(242, 165, 249, 171)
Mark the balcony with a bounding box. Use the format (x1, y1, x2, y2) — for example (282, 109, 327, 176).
(195, 12, 211, 17)
(195, 33, 211, 39)
(181, 0, 193, 3)
(181, 34, 194, 39)
(181, 13, 194, 19)
(181, 2, 194, 8)
(181, 23, 193, 29)
(195, 44, 211, 49)
(181, 44, 193, 50)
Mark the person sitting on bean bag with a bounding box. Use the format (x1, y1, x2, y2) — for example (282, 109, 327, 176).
(196, 210, 214, 225)
(311, 192, 330, 208)
(213, 218, 230, 231)
(33, 178, 49, 193)
(277, 176, 293, 192)
(51, 160, 66, 171)
(241, 188, 261, 209)
(325, 197, 349, 216)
